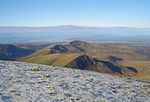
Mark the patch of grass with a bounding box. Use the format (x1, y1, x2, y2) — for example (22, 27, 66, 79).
(22, 53, 81, 67)
(121, 60, 150, 80)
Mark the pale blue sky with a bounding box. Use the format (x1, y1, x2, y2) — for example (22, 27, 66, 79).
(0, 0, 150, 27)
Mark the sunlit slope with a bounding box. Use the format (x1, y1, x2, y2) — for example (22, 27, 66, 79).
(22, 41, 150, 80)
(23, 53, 81, 67)
(50, 41, 148, 61)
(22, 46, 81, 67)
(121, 60, 150, 80)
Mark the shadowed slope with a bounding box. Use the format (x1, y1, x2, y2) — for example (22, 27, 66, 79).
(0, 44, 35, 60)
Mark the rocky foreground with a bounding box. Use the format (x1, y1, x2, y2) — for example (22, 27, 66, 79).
(0, 61, 150, 102)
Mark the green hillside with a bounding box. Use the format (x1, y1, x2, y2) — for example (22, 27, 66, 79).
(22, 41, 139, 77)
(21, 40, 150, 80)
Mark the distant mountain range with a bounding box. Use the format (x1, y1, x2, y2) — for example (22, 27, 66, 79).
(1, 25, 150, 32)
(0, 25, 150, 44)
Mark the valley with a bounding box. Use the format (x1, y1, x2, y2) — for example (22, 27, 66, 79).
(20, 40, 150, 81)
(0, 40, 150, 80)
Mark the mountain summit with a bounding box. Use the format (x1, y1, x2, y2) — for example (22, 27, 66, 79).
(0, 60, 149, 102)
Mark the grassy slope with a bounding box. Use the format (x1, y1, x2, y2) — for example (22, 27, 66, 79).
(80, 43, 149, 81)
(85, 44, 150, 80)
(121, 60, 150, 80)
(22, 42, 150, 80)
(22, 46, 81, 67)
(86, 44, 146, 61)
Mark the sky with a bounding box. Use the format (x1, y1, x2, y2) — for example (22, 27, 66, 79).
(0, 0, 150, 27)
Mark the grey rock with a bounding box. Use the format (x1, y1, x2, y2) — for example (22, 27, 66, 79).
(0, 60, 149, 102)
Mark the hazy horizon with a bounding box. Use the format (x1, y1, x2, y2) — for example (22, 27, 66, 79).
(0, 0, 150, 44)
(0, 25, 150, 29)
(0, 26, 150, 44)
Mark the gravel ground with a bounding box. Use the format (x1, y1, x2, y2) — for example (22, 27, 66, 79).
(0, 61, 150, 102)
